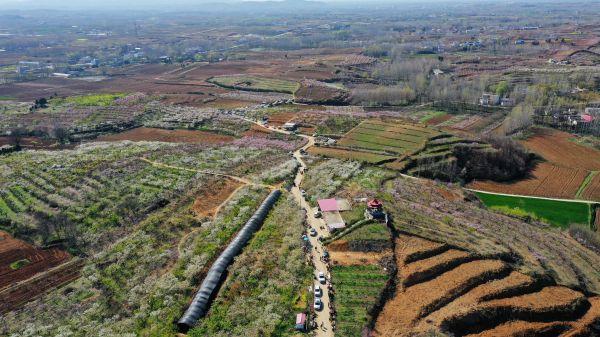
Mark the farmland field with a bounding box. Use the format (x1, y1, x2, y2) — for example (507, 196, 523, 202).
(308, 146, 395, 164)
(331, 265, 389, 337)
(469, 162, 590, 200)
(475, 191, 594, 228)
(207, 75, 299, 94)
(336, 119, 439, 156)
(470, 128, 600, 201)
(0, 231, 77, 313)
(190, 194, 311, 337)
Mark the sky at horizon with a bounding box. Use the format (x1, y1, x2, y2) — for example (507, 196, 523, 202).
(0, 0, 583, 11)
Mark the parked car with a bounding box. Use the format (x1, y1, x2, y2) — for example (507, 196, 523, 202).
(301, 189, 307, 197)
(314, 285, 322, 297)
(309, 228, 317, 237)
(318, 271, 326, 284)
(314, 210, 322, 218)
(323, 251, 329, 259)
(314, 298, 323, 311)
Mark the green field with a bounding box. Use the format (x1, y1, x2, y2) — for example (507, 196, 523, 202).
(332, 265, 389, 337)
(338, 120, 439, 155)
(419, 110, 448, 124)
(476, 192, 595, 229)
(208, 75, 299, 94)
(309, 146, 396, 163)
(51, 93, 127, 107)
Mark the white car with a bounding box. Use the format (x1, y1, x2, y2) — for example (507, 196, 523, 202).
(314, 285, 323, 297)
(313, 210, 322, 218)
(314, 298, 323, 311)
(309, 228, 318, 237)
(318, 272, 327, 284)
(301, 189, 307, 197)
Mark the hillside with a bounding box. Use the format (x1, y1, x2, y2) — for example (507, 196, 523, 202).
(301, 158, 600, 336)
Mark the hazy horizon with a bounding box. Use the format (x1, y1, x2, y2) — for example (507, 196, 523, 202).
(0, 0, 576, 11)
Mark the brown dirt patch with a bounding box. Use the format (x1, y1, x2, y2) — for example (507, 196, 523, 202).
(0, 259, 83, 314)
(0, 231, 78, 313)
(268, 112, 296, 126)
(464, 321, 570, 337)
(425, 114, 453, 126)
(243, 124, 273, 137)
(330, 251, 389, 266)
(0, 231, 72, 291)
(192, 178, 242, 219)
(96, 127, 234, 144)
(396, 234, 448, 264)
(563, 297, 600, 336)
(581, 174, 600, 201)
(328, 239, 350, 252)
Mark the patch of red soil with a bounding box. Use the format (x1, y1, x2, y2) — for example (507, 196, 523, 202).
(521, 128, 600, 171)
(0, 231, 72, 291)
(0, 259, 83, 314)
(192, 178, 242, 218)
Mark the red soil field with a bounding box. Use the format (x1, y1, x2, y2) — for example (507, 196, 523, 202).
(580, 173, 600, 201)
(469, 128, 600, 200)
(469, 162, 589, 199)
(192, 178, 242, 219)
(522, 128, 600, 171)
(267, 112, 296, 126)
(96, 127, 234, 144)
(425, 114, 452, 126)
(0, 259, 83, 314)
(0, 231, 72, 291)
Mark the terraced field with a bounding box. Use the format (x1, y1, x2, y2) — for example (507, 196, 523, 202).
(387, 176, 600, 294)
(374, 235, 600, 337)
(308, 146, 396, 164)
(338, 119, 439, 155)
(207, 75, 299, 94)
(325, 220, 393, 337)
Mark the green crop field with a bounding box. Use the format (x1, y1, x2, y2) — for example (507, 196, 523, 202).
(332, 265, 389, 337)
(51, 93, 127, 107)
(476, 192, 595, 229)
(308, 146, 396, 164)
(208, 75, 299, 94)
(337, 120, 439, 155)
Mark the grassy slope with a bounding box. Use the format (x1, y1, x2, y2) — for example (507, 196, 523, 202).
(475, 192, 593, 228)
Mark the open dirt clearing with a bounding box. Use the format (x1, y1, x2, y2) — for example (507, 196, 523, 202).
(192, 178, 242, 218)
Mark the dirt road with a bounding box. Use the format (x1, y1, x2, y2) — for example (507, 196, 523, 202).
(280, 132, 334, 336)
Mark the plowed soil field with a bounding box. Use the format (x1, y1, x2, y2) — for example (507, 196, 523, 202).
(0, 231, 79, 313)
(0, 231, 71, 290)
(469, 128, 600, 201)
